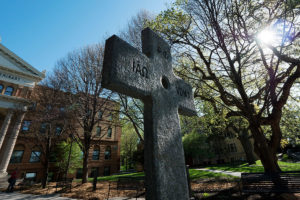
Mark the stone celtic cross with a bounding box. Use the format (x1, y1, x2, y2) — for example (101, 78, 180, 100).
(102, 28, 196, 200)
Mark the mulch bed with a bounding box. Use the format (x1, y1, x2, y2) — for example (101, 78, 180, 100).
(12, 179, 300, 200)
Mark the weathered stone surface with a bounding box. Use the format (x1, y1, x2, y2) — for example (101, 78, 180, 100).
(102, 28, 197, 200)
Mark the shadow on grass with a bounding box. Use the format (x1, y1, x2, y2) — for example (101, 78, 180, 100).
(204, 161, 300, 173)
(193, 187, 299, 200)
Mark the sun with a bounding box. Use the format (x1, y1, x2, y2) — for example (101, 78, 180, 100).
(257, 29, 276, 45)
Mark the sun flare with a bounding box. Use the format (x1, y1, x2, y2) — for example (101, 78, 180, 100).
(257, 29, 276, 44)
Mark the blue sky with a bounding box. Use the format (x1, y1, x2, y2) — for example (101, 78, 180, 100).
(0, 0, 172, 73)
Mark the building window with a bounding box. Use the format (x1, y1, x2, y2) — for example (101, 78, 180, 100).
(10, 150, 24, 163)
(4, 86, 14, 96)
(55, 126, 62, 135)
(22, 120, 31, 131)
(103, 166, 110, 176)
(92, 146, 100, 160)
(90, 167, 99, 177)
(40, 123, 47, 134)
(25, 172, 36, 180)
(46, 104, 52, 111)
(105, 146, 111, 160)
(96, 126, 101, 136)
(107, 128, 112, 138)
(29, 151, 41, 163)
(108, 113, 113, 121)
(0, 84, 3, 93)
(98, 111, 103, 119)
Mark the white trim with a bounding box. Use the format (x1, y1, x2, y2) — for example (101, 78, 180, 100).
(0, 44, 45, 80)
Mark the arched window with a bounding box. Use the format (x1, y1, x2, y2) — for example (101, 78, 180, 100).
(92, 146, 100, 160)
(105, 146, 111, 160)
(4, 86, 14, 96)
(0, 84, 3, 93)
(10, 144, 25, 163)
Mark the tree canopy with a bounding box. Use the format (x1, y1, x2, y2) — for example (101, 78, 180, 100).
(148, 0, 300, 172)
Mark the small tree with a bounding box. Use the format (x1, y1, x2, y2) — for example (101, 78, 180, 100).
(55, 139, 82, 176)
(182, 132, 213, 165)
(120, 122, 139, 170)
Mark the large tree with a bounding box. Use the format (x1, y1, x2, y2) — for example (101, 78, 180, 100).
(53, 45, 114, 183)
(24, 75, 72, 188)
(149, 0, 300, 172)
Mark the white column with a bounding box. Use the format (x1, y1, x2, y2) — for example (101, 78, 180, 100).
(0, 112, 25, 174)
(0, 110, 14, 151)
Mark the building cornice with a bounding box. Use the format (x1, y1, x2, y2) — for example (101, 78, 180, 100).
(0, 44, 45, 80)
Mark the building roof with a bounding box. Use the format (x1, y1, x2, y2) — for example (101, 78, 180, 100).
(0, 43, 45, 81)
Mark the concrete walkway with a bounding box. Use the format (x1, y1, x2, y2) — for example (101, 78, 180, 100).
(195, 168, 242, 177)
(0, 192, 76, 200)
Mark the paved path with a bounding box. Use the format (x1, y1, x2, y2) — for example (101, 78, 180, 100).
(195, 168, 242, 177)
(0, 192, 76, 200)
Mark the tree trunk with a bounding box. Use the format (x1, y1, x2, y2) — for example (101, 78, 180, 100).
(82, 150, 89, 183)
(238, 129, 256, 165)
(42, 163, 49, 188)
(249, 123, 281, 173)
(42, 136, 51, 188)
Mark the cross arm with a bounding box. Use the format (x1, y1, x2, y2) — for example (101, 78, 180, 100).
(102, 35, 152, 100)
(175, 78, 197, 117)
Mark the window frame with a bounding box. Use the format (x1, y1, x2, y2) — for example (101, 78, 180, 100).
(92, 147, 100, 160)
(22, 120, 31, 132)
(4, 86, 14, 96)
(104, 146, 111, 160)
(0, 84, 4, 93)
(107, 127, 112, 138)
(10, 150, 24, 163)
(96, 126, 101, 137)
(55, 125, 63, 135)
(29, 151, 41, 163)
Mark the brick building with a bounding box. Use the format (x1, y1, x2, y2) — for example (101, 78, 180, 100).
(0, 44, 121, 183)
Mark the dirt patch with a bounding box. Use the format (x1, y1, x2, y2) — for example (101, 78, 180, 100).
(14, 180, 300, 200)
(17, 181, 144, 200)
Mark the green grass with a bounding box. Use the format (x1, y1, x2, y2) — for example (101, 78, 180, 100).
(87, 172, 144, 182)
(204, 160, 300, 173)
(189, 169, 235, 180)
(79, 161, 300, 183)
(85, 169, 234, 182)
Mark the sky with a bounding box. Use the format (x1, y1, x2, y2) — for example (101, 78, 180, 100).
(0, 0, 173, 73)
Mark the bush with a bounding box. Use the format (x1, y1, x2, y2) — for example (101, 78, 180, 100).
(282, 154, 289, 161)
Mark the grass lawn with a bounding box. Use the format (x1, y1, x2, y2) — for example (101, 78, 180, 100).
(188, 169, 236, 180)
(204, 160, 300, 173)
(86, 169, 235, 182)
(82, 161, 299, 182)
